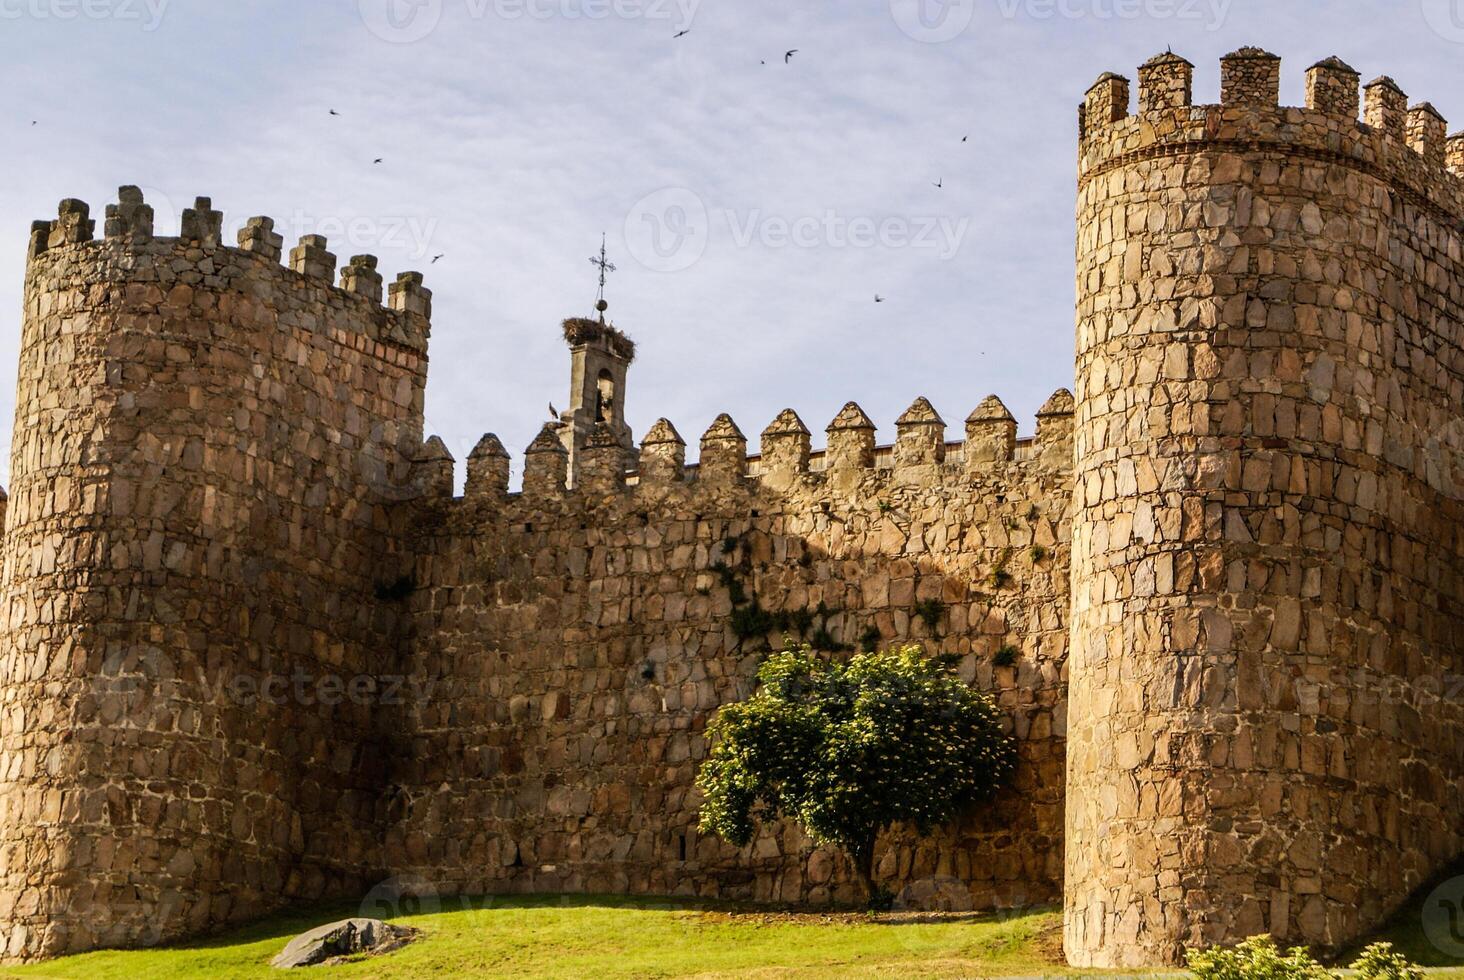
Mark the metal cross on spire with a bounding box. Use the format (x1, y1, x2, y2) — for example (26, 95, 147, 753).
(589, 233, 616, 319)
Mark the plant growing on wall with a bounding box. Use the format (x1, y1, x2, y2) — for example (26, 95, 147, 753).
(696, 643, 1016, 908)
(913, 598, 947, 636)
(713, 540, 850, 652)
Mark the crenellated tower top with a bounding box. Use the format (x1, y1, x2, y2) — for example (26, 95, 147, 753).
(26, 187, 433, 354)
(1080, 48, 1464, 223)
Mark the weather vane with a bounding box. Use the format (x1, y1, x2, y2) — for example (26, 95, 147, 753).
(589, 233, 616, 320)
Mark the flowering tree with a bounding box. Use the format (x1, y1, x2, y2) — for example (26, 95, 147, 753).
(696, 643, 1016, 905)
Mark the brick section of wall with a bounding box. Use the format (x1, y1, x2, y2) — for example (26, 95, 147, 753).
(387, 439, 1072, 912)
(0, 224, 429, 960)
(1069, 53, 1464, 968)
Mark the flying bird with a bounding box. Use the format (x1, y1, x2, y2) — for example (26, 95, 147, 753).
(673, 28, 690, 38)
(373, 158, 383, 164)
(431, 254, 444, 264)
(785, 49, 798, 63)
(933, 178, 943, 189)
(549, 402, 560, 420)
(875, 295, 885, 303)
(961, 135, 968, 142)
(329, 109, 340, 116)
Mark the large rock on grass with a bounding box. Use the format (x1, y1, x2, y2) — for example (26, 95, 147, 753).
(271, 918, 418, 969)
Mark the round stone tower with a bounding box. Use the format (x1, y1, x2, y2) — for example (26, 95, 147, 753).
(0, 191, 431, 959)
(1067, 50, 1464, 966)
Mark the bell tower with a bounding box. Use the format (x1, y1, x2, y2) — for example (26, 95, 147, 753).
(558, 236, 636, 485)
(558, 303, 635, 485)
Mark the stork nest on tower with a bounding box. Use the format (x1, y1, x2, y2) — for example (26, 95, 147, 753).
(562, 317, 636, 363)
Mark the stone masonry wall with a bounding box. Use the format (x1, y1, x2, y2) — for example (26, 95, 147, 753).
(386, 398, 1074, 911)
(0, 192, 431, 960)
(1068, 51, 1464, 967)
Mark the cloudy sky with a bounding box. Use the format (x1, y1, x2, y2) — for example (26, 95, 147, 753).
(1, 0, 1461, 485)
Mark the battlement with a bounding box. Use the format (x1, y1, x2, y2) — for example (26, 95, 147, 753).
(1080, 49, 1464, 222)
(26, 187, 433, 355)
(420, 390, 1075, 505)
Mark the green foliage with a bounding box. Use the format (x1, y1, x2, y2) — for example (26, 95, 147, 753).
(993, 645, 1020, 668)
(1029, 545, 1048, 563)
(775, 607, 816, 637)
(858, 625, 882, 654)
(698, 644, 1016, 904)
(711, 560, 749, 606)
(729, 604, 775, 642)
(1186, 936, 1333, 980)
(1349, 943, 1424, 980)
(913, 599, 947, 634)
(1185, 936, 1423, 980)
(712, 552, 847, 651)
(988, 568, 1013, 589)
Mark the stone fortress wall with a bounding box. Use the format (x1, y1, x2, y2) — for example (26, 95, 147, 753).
(0, 41, 1459, 970)
(1069, 50, 1464, 967)
(389, 394, 1076, 912)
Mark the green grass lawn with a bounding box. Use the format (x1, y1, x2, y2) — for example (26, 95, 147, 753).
(0, 896, 1071, 980)
(4, 888, 1463, 979)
